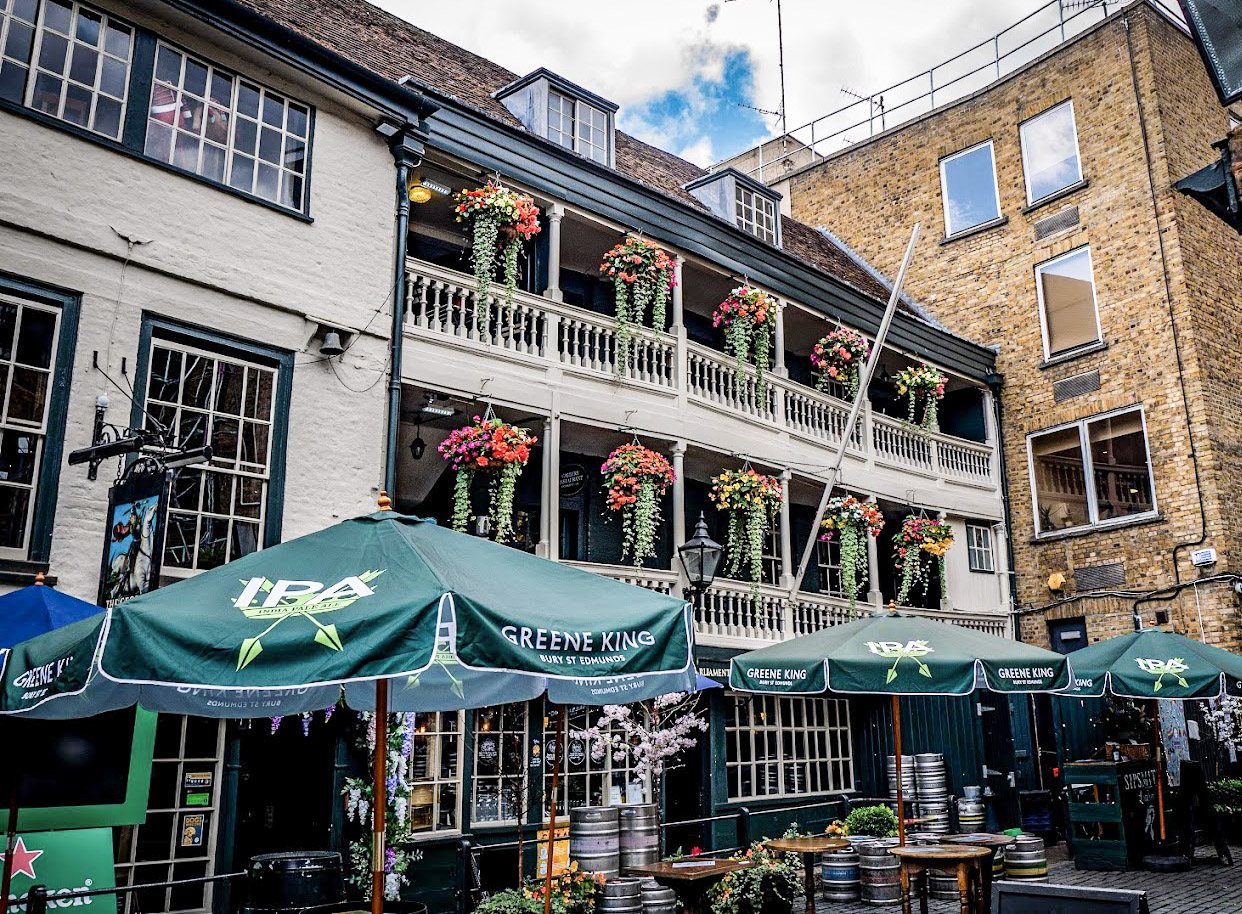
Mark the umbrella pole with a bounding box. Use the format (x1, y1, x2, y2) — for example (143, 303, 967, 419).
(372, 682, 388, 914)
(1, 772, 18, 914)
(893, 695, 906, 847)
(543, 706, 565, 914)
(1153, 700, 1166, 842)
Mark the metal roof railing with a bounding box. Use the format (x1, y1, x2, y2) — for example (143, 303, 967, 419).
(733, 0, 1186, 182)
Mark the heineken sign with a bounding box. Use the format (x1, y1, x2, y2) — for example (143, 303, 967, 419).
(2, 828, 115, 912)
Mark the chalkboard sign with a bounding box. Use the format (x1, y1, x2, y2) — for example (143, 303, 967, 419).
(992, 881, 1149, 913)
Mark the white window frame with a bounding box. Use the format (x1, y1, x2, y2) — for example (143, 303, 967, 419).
(735, 184, 778, 244)
(543, 705, 646, 820)
(406, 710, 465, 838)
(965, 523, 995, 573)
(471, 703, 528, 828)
(1025, 405, 1158, 537)
(724, 693, 854, 802)
(1019, 100, 1083, 206)
(1034, 245, 1102, 361)
(546, 88, 609, 165)
(939, 139, 1002, 237)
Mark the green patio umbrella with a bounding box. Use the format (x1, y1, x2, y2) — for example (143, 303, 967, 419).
(0, 508, 696, 913)
(1058, 627, 1242, 842)
(729, 611, 1072, 843)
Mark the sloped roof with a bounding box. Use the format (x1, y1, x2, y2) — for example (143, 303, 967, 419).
(232, 0, 894, 303)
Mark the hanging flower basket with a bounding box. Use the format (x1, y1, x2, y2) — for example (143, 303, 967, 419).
(600, 236, 677, 375)
(713, 286, 779, 399)
(710, 468, 783, 594)
(601, 443, 676, 568)
(811, 328, 870, 398)
(453, 181, 541, 333)
(819, 495, 884, 608)
(894, 364, 947, 432)
(437, 415, 536, 542)
(893, 515, 954, 606)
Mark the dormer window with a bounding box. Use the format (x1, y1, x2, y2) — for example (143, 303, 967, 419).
(496, 68, 616, 167)
(685, 168, 783, 247)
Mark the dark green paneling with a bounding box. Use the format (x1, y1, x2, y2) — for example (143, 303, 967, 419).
(855, 694, 985, 799)
(1007, 695, 1039, 791)
(1052, 696, 1107, 765)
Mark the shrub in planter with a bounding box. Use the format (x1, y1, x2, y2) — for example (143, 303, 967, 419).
(708, 842, 799, 914)
(843, 805, 898, 839)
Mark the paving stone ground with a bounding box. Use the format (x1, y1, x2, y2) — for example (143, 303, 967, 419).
(807, 843, 1242, 914)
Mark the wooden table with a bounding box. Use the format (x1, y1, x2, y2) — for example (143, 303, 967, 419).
(942, 833, 1016, 909)
(889, 845, 992, 914)
(763, 836, 850, 914)
(622, 859, 754, 914)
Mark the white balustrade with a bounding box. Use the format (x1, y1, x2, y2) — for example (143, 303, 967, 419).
(775, 378, 863, 450)
(560, 561, 677, 595)
(686, 342, 776, 422)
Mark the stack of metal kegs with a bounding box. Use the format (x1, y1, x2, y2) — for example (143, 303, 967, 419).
(570, 806, 621, 877)
(884, 755, 916, 816)
(913, 753, 950, 835)
(618, 805, 659, 870)
(857, 839, 901, 906)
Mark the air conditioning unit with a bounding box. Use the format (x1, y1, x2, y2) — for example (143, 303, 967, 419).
(1191, 548, 1217, 567)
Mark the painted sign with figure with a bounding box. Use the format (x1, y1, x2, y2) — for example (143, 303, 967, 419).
(98, 469, 170, 608)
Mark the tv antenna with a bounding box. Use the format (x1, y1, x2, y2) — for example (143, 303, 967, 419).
(841, 86, 885, 134)
(726, 0, 787, 140)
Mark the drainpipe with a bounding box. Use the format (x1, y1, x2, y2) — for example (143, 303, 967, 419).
(985, 371, 1020, 637)
(382, 126, 428, 496)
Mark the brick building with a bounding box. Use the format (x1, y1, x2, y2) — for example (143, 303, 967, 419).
(746, 1, 1242, 650)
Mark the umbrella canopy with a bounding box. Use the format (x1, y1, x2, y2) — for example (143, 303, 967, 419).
(1061, 628, 1242, 699)
(0, 512, 696, 719)
(729, 611, 1072, 696)
(0, 581, 101, 649)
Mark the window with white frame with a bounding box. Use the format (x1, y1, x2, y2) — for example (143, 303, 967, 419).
(1020, 100, 1082, 205)
(1035, 246, 1101, 359)
(965, 523, 994, 573)
(144, 339, 277, 571)
(406, 711, 463, 834)
(1028, 408, 1156, 536)
(724, 694, 853, 801)
(472, 703, 528, 826)
(735, 185, 777, 244)
(817, 535, 869, 597)
(544, 704, 644, 817)
(0, 294, 60, 559)
(940, 140, 1001, 237)
(546, 89, 608, 164)
(145, 42, 309, 210)
(0, 0, 132, 138)
(762, 526, 781, 586)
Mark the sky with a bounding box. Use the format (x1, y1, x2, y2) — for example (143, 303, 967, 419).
(374, 0, 1059, 166)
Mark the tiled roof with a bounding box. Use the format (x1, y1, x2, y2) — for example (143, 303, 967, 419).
(233, 0, 893, 304)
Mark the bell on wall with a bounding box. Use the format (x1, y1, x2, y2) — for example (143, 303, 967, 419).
(319, 330, 345, 357)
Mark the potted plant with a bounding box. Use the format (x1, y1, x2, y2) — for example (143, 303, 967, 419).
(475, 864, 600, 914)
(893, 363, 947, 432)
(708, 842, 799, 914)
(600, 235, 676, 373)
(600, 443, 676, 568)
(438, 414, 536, 541)
(810, 328, 870, 398)
(842, 805, 898, 839)
(710, 468, 783, 595)
(820, 495, 885, 608)
(893, 515, 954, 605)
(454, 181, 541, 333)
(713, 286, 780, 398)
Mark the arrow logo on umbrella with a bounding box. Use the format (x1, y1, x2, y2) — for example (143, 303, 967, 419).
(866, 640, 934, 683)
(1135, 657, 1190, 691)
(232, 570, 385, 670)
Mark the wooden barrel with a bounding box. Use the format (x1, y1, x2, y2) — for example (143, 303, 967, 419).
(858, 841, 901, 906)
(1004, 835, 1048, 881)
(618, 805, 659, 869)
(957, 797, 986, 833)
(571, 806, 621, 877)
(820, 849, 861, 902)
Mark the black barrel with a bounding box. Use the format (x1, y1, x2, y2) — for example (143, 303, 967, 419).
(246, 852, 344, 912)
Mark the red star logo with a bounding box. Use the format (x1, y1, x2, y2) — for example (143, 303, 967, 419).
(1, 837, 43, 880)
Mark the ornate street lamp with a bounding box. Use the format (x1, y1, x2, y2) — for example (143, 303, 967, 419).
(678, 512, 723, 606)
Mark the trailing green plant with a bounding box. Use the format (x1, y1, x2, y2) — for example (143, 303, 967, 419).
(437, 415, 536, 542)
(894, 364, 946, 433)
(454, 181, 541, 334)
(843, 805, 898, 839)
(713, 286, 779, 399)
(810, 328, 870, 398)
(601, 444, 676, 568)
(819, 495, 885, 609)
(600, 236, 676, 375)
(710, 468, 783, 595)
(707, 842, 799, 914)
(893, 516, 953, 606)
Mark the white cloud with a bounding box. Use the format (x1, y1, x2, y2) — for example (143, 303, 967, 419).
(374, 0, 1076, 160)
(678, 136, 716, 167)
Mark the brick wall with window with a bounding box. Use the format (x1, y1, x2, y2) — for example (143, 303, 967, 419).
(781, 4, 1242, 648)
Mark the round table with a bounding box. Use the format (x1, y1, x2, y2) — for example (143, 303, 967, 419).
(889, 845, 992, 914)
(763, 836, 850, 914)
(942, 833, 1016, 907)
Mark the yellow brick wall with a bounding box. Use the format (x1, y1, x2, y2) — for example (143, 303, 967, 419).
(785, 4, 1242, 649)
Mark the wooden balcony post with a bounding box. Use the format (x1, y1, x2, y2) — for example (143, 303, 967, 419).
(772, 302, 787, 376)
(938, 510, 951, 611)
(982, 386, 1000, 484)
(778, 468, 794, 590)
(672, 256, 687, 407)
(866, 495, 884, 609)
(671, 441, 688, 592)
(544, 203, 564, 302)
(538, 412, 561, 560)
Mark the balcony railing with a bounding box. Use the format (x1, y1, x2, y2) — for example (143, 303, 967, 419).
(561, 561, 1009, 646)
(405, 259, 995, 489)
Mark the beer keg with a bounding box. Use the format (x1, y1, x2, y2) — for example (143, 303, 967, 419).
(857, 840, 901, 906)
(245, 852, 344, 913)
(820, 848, 861, 902)
(571, 806, 621, 877)
(618, 805, 659, 869)
(1004, 835, 1048, 882)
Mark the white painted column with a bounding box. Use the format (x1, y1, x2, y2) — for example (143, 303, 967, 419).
(537, 414, 561, 560)
(938, 510, 952, 611)
(866, 496, 884, 609)
(993, 521, 1012, 615)
(670, 255, 685, 331)
(671, 441, 689, 593)
(779, 469, 794, 589)
(772, 304, 787, 376)
(672, 256, 687, 408)
(543, 203, 564, 302)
